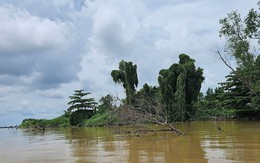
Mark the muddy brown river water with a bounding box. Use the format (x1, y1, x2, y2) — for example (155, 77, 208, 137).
(0, 121, 260, 163)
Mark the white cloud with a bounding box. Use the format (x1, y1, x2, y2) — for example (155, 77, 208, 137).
(89, 0, 143, 58)
(0, 0, 259, 126)
(0, 4, 80, 88)
(0, 4, 71, 54)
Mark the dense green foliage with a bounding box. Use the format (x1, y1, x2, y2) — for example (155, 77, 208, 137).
(20, 116, 69, 128)
(67, 90, 97, 126)
(192, 1, 260, 120)
(69, 110, 94, 126)
(111, 60, 138, 105)
(97, 94, 114, 114)
(158, 54, 204, 122)
(67, 90, 97, 113)
(194, 88, 236, 120)
(134, 83, 160, 115)
(84, 112, 118, 127)
(218, 1, 260, 116)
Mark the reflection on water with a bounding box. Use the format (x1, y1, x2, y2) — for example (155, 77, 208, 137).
(200, 121, 260, 163)
(0, 121, 260, 163)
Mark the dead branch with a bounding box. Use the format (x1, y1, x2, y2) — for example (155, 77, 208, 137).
(111, 95, 184, 136)
(139, 108, 183, 135)
(217, 51, 235, 72)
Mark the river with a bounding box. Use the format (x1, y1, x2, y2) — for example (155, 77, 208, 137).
(0, 121, 260, 163)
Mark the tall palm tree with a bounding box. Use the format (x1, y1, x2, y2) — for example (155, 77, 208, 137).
(111, 60, 138, 105)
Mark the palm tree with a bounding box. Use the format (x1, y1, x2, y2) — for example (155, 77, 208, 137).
(67, 90, 97, 113)
(111, 60, 138, 105)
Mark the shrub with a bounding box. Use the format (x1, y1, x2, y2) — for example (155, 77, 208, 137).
(84, 112, 118, 127)
(48, 116, 69, 127)
(20, 116, 70, 128)
(70, 110, 94, 126)
(193, 107, 236, 121)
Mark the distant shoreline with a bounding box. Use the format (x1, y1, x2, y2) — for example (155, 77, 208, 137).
(0, 126, 18, 129)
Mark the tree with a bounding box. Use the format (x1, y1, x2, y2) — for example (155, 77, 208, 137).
(67, 90, 97, 126)
(97, 94, 114, 114)
(193, 87, 236, 120)
(219, 1, 260, 112)
(158, 54, 204, 122)
(111, 60, 138, 105)
(219, 1, 260, 88)
(67, 90, 97, 113)
(134, 83, 160, 115)
(219, 73, 251, 110)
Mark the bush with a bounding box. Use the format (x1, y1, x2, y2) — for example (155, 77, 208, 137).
(20, 118, 48, 128)
(193, 107, 236, 121)
(84, 112, 118, 127)
(20, 116, 70, 128)
(48, 116, 69, 127)
(235, 109, 260, 119)
(70, 110, 94, 126)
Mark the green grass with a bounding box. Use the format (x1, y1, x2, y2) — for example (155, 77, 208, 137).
(48, 116, 69, 127)
(19, 116, 69, 128)
(84, 112, 118, 127)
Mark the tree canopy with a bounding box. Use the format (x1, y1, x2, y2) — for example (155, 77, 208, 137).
(134, 83, 160, 115)
(158, 54, 204, 122)
(219, 1, 260, 111)
(67, 90, 97, 113)
(97, 94, 114, 114)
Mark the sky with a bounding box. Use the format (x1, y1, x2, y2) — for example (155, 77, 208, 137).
(0, 0, 258, 126)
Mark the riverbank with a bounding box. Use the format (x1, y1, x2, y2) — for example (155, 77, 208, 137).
(0, 126, 18, 129)
(19, 116, 69, 129)
(19, 108, 260, 130)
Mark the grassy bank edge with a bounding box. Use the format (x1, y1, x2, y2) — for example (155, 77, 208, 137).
(19, 109, 260, 129)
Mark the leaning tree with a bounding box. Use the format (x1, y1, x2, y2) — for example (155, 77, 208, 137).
(111, 60, 138, 105)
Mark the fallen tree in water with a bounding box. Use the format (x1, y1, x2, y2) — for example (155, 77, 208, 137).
(135, 107, 183, 135)
(112, 103, 184, 136)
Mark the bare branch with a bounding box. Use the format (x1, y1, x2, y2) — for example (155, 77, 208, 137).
(134, 105, 183, 135)
(217, 51, 236, 72)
